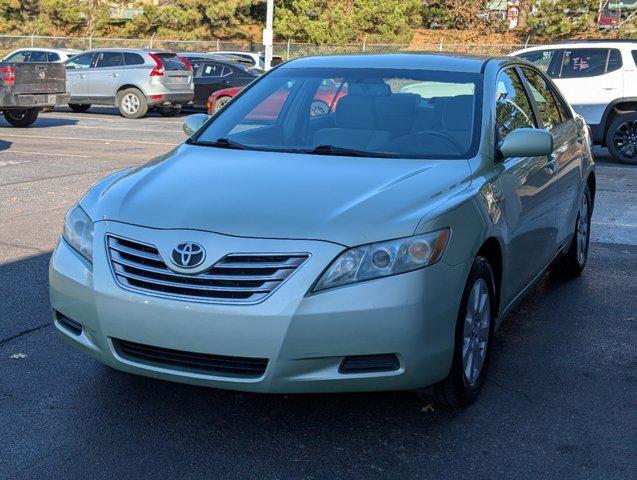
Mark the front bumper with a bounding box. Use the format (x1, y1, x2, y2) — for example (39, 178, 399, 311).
(1, 92, 69, 109)
(49, 221, 468, 393)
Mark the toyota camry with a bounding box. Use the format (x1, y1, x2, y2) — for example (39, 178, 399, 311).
(49, 53, 595, 407)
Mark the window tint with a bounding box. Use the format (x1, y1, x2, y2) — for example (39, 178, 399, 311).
(123, 52, 145, 66)
(65, 53, 95, 69)
(5, 51, 28, 62)
(202, 63, 226, 77)
(47, 52, 60, 62)
(517, 49, 555, 73)
(155, 53, 189, 71)
(558, 48, 609, 78)
(495, 69, 536, 142)
(96, 52, 123, 68)
(607, 49, 622, 72)
(521, 68, 565, 130)
(28, 51, 47, 62)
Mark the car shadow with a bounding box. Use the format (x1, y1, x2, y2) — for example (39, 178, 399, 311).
(0, 139, 12, 151)
(0, 116, 77, 128)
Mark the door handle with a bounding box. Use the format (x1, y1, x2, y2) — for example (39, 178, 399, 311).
(601, 87, 617, 90)
(109, 73, 119, 78)
(78, 74, 86, 79)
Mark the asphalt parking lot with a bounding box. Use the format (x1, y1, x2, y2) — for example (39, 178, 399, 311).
(1, 108, 635, 479)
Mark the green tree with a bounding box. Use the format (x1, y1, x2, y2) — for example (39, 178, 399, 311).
(525, 0, 598, 37)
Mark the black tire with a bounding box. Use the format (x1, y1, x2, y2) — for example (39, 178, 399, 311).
(116, 88, 148, 119)
(606, 112, 637, 165)
(551, 184, 592, 277)
(3, 108, 38, 127)
(157, 104, 181, 117)
(213, 96, 231, 113)
(68, 104, 91, 113)
(432, 256, 496, 408)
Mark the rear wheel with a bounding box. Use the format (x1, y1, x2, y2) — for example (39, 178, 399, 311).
(551, 184, 592, 277)
(117, 88, 148, 119)
(606, 112, 637, 165)
(68, 104, 91, 113)
(157, 104, 181, 117)
(3, 108, 38, 127)
(213, 96, 231, 113)
(432, 256, 495, 408)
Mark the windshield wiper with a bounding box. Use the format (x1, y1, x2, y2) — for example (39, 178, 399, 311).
(191, 137, 248, 150)
(304, 145, 398, 158)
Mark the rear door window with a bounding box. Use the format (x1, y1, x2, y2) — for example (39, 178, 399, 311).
(633, 51, 637, 67)
(202, 63, 227, 78)
(65, 52, 96, 70)
(495, 68, 537, 142)
(123, 52, 145, 66)
(557, 48, 613, 78)
(517, 49, 556, 74)
(95, 52, 124, 68)
(47, 52, 61, 62)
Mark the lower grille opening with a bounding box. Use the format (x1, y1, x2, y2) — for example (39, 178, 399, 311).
(114, 339, 268, 378)
(339, 354, 400, 374)
(56, 312, 82, 336)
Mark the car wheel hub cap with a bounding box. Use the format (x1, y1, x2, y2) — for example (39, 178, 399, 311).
(123, 94, 140, 114)
(613, 120, 637, 159)
(576, 192, 589, 265)
(462, 278, 490, 385)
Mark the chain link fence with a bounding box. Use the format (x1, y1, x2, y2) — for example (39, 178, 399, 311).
(0, 34, 531, 59)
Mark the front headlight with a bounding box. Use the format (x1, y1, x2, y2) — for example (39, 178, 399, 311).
(62, 205, 94, 263)
(312, 229, 450, 292)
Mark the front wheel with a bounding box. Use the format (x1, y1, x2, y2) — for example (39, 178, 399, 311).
(432, 256, 496, 408)
(213, 96, 231, 113)
(606, 112, 637, 165)
(117, 88, 148, 119)
(3, 109, 39, 127)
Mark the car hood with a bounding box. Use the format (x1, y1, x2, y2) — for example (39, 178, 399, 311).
(82, 144, 472, 246)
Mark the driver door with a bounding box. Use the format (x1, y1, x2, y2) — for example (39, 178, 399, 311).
(495, 67, 558, 306)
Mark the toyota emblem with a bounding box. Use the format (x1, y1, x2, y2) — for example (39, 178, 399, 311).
(171, 242, 205, 269)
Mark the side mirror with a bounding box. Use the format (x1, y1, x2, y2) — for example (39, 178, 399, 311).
(183, 113, 208, 137)
(499, 128, 553, 159)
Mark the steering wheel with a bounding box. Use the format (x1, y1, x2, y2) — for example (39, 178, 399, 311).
(406, 129, 465, 154)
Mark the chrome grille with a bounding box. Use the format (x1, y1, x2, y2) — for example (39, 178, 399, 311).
(107, 235, 309, 303)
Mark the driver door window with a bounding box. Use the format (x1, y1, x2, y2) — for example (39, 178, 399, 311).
(495, 69, 537, 142)
(65, 53, 96, 70)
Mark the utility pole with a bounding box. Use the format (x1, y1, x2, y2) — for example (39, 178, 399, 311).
(263, 0, 274, 70)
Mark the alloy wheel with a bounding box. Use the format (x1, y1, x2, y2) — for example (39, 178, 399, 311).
(576, 191, 590, 266)
(122, 94, 140, 115)
(462, 278, 491, 385)
(612, 119, 637, 160)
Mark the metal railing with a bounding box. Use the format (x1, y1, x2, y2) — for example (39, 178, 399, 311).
(0, 34, 532, 59)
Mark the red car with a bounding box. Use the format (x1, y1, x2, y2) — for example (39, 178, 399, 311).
(207, 80, 347, 117)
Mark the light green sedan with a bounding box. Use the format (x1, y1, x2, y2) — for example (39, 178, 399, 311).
(50, 53, 595, 407)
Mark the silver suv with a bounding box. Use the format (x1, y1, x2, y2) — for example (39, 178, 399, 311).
(65, 49, 194, 118)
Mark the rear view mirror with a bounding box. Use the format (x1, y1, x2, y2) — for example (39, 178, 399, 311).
(499, 128, 553, 158)
(183, 114, 208, 137)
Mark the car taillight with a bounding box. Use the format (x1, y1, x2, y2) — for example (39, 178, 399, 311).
(177, 55, 193, 73)
(1, 67, 15, 86)
(148, 53, 165, 77)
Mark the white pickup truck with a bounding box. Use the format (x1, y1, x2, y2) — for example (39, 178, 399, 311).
(512, 40, 637, 164)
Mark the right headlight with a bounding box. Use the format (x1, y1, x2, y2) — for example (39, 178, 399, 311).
(62, 205, 94, 263)
(312, 229, 450, 292)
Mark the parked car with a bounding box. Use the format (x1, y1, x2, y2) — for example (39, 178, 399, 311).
(211, 51, 283, 70)
(207, 86, 243, 114)
(512, 40, 637, 164)
(0, 59, 68, 126)
(3, 48, 81, 63)
(64, 48, 194, 118)
(50, 53, 595, 407)
(180, 54, 261, 110)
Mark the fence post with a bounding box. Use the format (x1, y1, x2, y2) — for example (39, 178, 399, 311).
(438, 37, 444, 52)
(31, 30, 37, 47)
(362, 35, 367, 52)
(149, 32, 155, 49)
(524, 35, 531, 48)
(286, 39, 291, 60)
(89, 32, 94, 50)
(216, 38, 220, 51)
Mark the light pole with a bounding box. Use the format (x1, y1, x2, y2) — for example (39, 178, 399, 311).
(263, 0, 274, 70)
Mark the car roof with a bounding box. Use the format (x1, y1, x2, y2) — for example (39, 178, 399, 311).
(513, 40, 637, 53)
(283, 53, 498, 73)
(82, 48, 174, 54)
(10, 47, 81, 54)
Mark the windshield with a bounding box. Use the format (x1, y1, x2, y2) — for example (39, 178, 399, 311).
(194, 67, 482, 159)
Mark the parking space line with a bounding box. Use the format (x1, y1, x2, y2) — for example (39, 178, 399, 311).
(1, 133, 179, 146)
(7, 150, 90, 158)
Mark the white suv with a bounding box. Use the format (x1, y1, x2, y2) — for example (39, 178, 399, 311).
(512, 40, 637, 164)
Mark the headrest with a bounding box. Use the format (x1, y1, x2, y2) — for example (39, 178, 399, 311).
(347, 82, 391, 97)
(335, 95, 376, 129)
(441, 95, 474, 132)
(376, 93, 420, 116)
